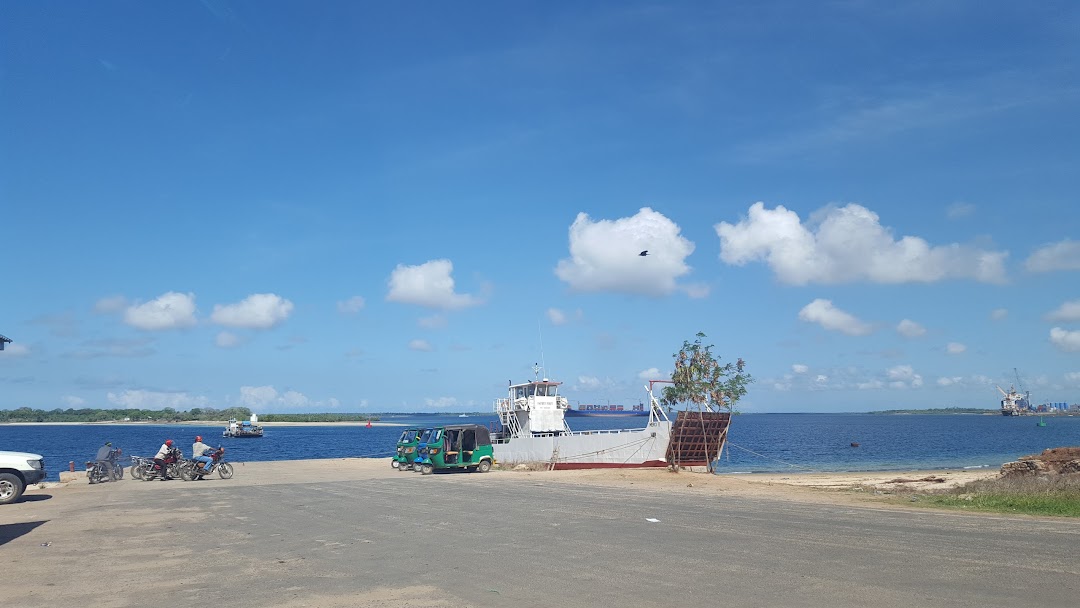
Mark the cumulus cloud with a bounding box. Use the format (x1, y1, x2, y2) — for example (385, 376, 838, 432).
(239, 385, 339, 410)
(0, 343, 30, 357)
(886, 364, 923, 388)
(798, 299, 873, 336)
(1045, 300, 1080, 323)
(990, 308, 1008, 321)
(94, 295, 128, 314)
(337, 296, 366, 314)
(547, 308, 567, 326)
(715, 202, 1007, 285)
(945, 202, 976, 219)
(216, 331, 242, 348)
(555, 207, 695, 296)
(896, 319, 926, 338)
(946, 342, 967, 355)
(1066, 371, 1080, 384)
(937, 376, 963, 386)
(63, 395, 86, 407)
(857, 379, 885, 390)
(1050, 328, 1080, 352)
(792, 364, 809, 374)
(386, 259, 481, 310)
(638, 367, 662, 380)
(123, 292, 198, 331)
(211, 293, 293, 329)
(575, 376, 604, 390)
(107, 389, 209, 409)
(408, 339, 433, 352)
(1026, 239, 1080, 273)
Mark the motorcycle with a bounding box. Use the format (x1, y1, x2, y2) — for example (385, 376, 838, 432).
(129, 455, 152, 480)
(140, 447, 182, 481)
(86, 448, 125, 484)
(179, 447, 234, 481)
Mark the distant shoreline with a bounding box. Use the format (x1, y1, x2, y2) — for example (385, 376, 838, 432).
(0, 420, 406, 427)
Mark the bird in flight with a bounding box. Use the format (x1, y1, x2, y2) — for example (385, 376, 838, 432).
(639, 250, 649, 257)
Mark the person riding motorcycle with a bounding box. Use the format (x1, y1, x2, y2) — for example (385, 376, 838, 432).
(94, 441, 118, 480)
(154, 440, 176, 480)
(191, 436, 213, 475)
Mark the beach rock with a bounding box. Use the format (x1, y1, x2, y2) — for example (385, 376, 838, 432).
(1000, 459, 1049, 478)
(1007, 447, 1080, 477)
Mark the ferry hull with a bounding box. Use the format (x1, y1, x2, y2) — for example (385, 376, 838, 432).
(493, 422, 672, 469)
(564, 410, 650, 418)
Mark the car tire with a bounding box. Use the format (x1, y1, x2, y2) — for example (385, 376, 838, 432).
(0, 472, 25, 505)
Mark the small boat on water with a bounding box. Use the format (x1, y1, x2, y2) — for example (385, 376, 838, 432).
(491, 366, 730, 470)
(223, 417, 263, 438)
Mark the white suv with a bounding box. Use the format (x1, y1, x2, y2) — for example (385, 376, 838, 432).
(0, 450, 47, 505)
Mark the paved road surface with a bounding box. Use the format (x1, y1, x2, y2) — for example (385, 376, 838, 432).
(2, 460, 1078, 607)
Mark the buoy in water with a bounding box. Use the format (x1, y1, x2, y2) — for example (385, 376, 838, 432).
(366, 420, 372, 428)
(850, 442, 860, 448)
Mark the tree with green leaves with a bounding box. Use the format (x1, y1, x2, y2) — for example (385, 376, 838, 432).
(660, 332, 752, 412)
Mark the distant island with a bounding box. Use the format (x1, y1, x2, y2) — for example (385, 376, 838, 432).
(0, 406, 377, 424)
(866, 407, 996, 415)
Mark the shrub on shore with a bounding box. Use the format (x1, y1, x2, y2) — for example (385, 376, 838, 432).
(920, 475, 1080, 517)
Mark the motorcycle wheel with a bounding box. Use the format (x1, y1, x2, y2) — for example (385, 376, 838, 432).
(179, 466, 194, 482)
(167, 463, 181, 479)
(113, 465, 124, 481)
(87, 467, 97, 484)
(217, 463, 234, 479)
(131, 465, 142, 480)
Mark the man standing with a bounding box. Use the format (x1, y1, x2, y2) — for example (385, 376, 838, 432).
(154, 439, 175, 480)
(191, 435, 213, 476)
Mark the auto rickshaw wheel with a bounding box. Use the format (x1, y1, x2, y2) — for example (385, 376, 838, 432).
(391, 460, 400, 469)
(420, 463, 434, 475)
(478, 459, 492, 473)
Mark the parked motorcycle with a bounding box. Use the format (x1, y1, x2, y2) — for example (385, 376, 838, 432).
(129, 455, 152, 480)
(179, 447, 234, 481)
(86, 448, 125, 483)
(140, 447, 182, 481)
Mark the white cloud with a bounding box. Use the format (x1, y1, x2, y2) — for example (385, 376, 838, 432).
(886, 365, 923, 388)
(937, 376, 963, 387)
(337, 296, 366, 314)
(547, 308, 567, 326)
(815, 374, 829, 384)
(857, 379, 884, 390)
(896, 319, 926, 338)
(555, 207, 696, 296)
(408, 339, 433, 352)
(0, 343, 30, 357)
(638, 367, 662, 380)
(1026, 239, 1080, 273)
(124, 292, 198, 331)
(211, 293, 293, 329)
(62, 395, 86, 407)
(681, 283, 710, 299)
(946, 342, 967, 355)
(715, 202, 1007, 285)
(792, 364, 809, 374)
(1065, 372, 1080, 384)
(107, 389, 208, 409)
(946, 202, 976, 219)
(990, 308, 1008, 321)
(418, 314, 447, 329)
(216, 331, 242, 348)
(424, 397, 459, 409)
(576, 376, 604, 390)
(94, 295, 128, 314)
(386, 259, 480, 310)
(1045, 300, 1080, 323)
(238, 385, 338, 411)
(798, 299, 873, 336)
(1050, 328, 1080, 352)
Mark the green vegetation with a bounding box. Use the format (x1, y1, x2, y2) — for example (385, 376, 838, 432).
(258, 413, 378, 422)
(866, 407, 995, 415)
(659, 332, 753, 413)
(912, 476, 1080, 517)
(0, 407, 377, 423)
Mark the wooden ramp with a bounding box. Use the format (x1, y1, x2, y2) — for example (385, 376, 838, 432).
(666, 410, 731, 469)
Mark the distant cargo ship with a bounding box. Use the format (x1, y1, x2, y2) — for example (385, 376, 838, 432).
(565, 403, 650, 417)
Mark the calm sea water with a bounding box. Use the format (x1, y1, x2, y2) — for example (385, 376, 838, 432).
(2, 413, 1077, 481)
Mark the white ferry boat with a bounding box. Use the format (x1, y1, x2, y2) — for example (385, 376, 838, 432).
(492, 368, 730, 470)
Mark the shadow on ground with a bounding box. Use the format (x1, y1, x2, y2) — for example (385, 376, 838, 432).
(0, 520, 48, 546)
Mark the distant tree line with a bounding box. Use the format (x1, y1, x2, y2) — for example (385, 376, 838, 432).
(0, 406, 255, 423)
(866, 407, 995, 415)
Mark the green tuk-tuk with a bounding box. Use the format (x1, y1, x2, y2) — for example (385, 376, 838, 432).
(391, 427, 424, 470)
(415, 424, 494, 475)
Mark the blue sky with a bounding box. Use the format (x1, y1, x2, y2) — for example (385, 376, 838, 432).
(2, 1, 1078, 413)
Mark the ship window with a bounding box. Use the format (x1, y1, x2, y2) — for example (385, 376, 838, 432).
(515, 387, 525, 399)
(527, 385, 536, 397)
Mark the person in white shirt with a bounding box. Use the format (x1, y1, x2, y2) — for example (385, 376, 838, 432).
(191, 436, 214, 475)
(153, 439, 175, 480)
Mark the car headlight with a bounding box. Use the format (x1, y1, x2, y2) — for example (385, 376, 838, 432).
(28, 459, 43, 470)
